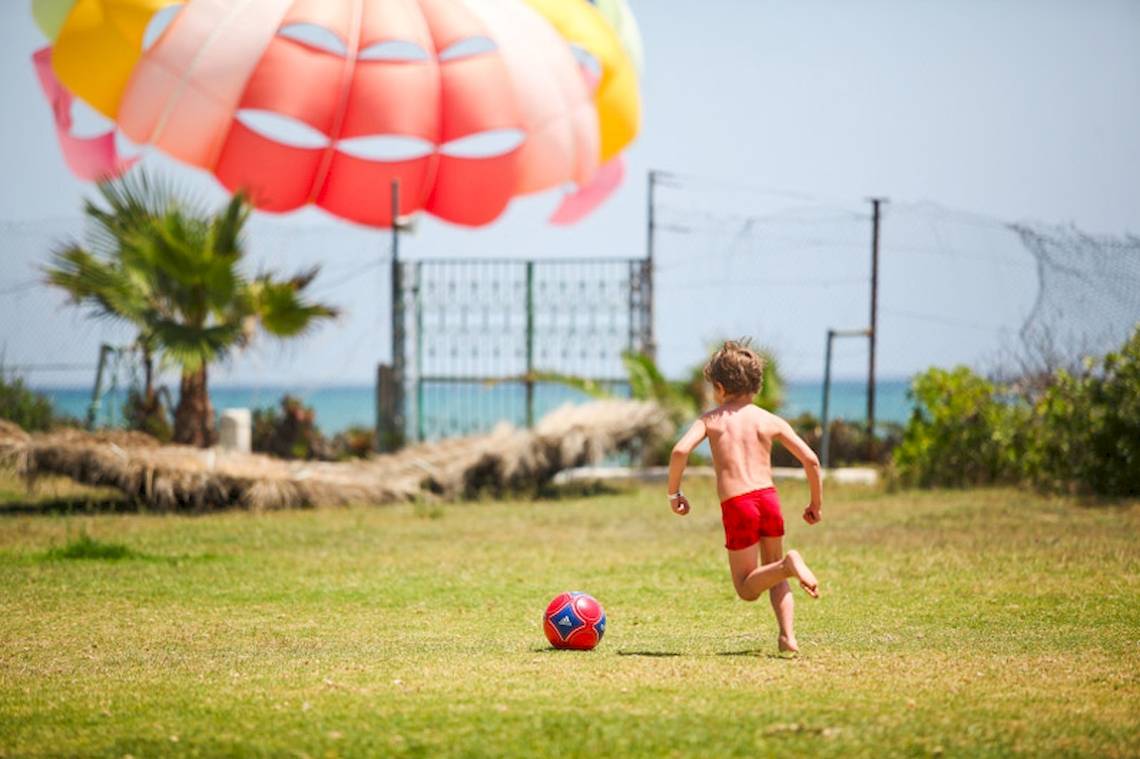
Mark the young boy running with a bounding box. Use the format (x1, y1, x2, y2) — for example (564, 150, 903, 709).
(667, 340, 822, 653)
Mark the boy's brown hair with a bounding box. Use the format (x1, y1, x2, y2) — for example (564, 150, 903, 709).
(704, 339, 764, 397)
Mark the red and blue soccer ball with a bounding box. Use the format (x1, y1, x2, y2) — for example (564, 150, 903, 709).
(543, 592, 606, 650)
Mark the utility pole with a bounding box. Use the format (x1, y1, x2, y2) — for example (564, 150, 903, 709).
(388, 179, 405, 449)
(821, 330, 835, 469)
(391, 179, 401, 264)
(867, 197, 886, 459)
(645, 170, 658, 359)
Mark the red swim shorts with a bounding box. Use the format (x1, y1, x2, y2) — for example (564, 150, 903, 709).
(720, 487, 784, 550)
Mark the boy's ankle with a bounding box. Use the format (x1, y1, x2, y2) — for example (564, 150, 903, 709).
(780, 553, 795, 577)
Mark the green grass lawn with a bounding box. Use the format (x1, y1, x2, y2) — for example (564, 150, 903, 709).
(0, 471, 1137, 757)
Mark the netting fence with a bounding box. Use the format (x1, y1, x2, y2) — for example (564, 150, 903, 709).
(650, 172, 1140, 416)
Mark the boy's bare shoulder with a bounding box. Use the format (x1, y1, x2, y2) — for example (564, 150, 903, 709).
(700, 404, 728, 422)
(750, 406, 790, 433)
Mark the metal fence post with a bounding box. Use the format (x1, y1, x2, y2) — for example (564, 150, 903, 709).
(820, 330, 835, 469)
(867, 197, 886, 460)
(820, 327, 872, 469)
(376, 363, 399, 451)
(645, 171, 657, 360)
(627, 260, 636, 354)
(415, 260, 425, 442)
(86, 343, 113, 430)
(525, 260, 535, 428)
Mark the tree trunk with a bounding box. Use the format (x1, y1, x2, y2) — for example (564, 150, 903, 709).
(173, 366, 216, 447)
(142, 347, 155, 408)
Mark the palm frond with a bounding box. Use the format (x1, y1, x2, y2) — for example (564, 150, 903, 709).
(252, 277, 340, 337)
(621, 352, 672, 402)
(92, 170, 174, 233)
(754, 348, 784, 411)
(208, 192, 250, 260)
(44, 245, 110, 302)
(43, 244, 149, 325)
(486, 372, 616, 400)
(287, 266, 322, 291)
(146, 317, 246, 372)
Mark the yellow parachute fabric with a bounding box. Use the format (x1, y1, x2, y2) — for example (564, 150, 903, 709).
(31, 0, 77, 40)
(592, 0, 644, 73)
(50, 0, 170, 118)
(523, 0, 640, 163)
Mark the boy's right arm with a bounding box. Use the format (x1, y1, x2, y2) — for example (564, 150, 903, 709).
(774, 417, 823, 525)
(667, 419, 706, 516)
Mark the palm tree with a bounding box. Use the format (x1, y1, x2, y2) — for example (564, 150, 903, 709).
(45, 172, 339, 447)
(45, 175, 168, 435)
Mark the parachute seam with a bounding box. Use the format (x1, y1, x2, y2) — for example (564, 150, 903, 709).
(307, 0, 364, 205)
(149, 0, 259, 150)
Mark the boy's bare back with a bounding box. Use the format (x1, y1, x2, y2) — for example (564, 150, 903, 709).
(703, 402, 796, 502)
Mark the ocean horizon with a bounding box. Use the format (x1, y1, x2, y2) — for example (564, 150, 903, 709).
(37, 378, 914, 438)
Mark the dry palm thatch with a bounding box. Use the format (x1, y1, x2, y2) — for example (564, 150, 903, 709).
(0, 400, 671, 511)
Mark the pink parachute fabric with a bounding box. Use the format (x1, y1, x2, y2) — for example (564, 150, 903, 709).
(115, 0, 600, 227)
(549, 154, 624, 225)
(32, 46, 137, 181)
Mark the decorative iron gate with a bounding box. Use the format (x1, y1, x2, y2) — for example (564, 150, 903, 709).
(390, 257, 653, 442)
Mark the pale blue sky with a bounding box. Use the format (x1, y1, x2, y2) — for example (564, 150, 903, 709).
(1, 0, 1137, 386)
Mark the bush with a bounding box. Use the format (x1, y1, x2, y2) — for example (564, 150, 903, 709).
(252, 398, 375, 462)
(252, 395, 329, 460)
(892, 326, 1140, 496)
(892, 367, 1031, 488)
(1024, 328, 1140, 496)
(0, 371, 59, 432)
(328, 425, 375, 460)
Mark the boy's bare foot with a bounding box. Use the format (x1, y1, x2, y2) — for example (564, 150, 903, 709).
(782, 550, 819, 598)
(778, 634, 799, 653)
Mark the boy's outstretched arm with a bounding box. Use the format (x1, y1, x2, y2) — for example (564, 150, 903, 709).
(667, 419, 706, 516)
(775, 417, 823, 525)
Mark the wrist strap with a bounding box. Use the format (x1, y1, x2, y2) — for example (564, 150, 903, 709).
(667, 491, 683, 499)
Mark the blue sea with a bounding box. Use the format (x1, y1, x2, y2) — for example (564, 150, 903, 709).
(38, 379, 913, 437)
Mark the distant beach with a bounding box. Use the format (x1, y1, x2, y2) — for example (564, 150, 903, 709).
(38, 378, 913, 437)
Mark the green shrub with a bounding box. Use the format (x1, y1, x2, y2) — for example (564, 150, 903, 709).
(0, 371, 58, 432)
(1025, 328, 1140, 496)
(892, 326, 1140, 496)
(892, 366, 1031, 488)
(252, 395, 329, 460)
(329, 425, 376, 460)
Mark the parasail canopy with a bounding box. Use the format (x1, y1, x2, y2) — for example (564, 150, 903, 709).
(31, 0, 643, 228)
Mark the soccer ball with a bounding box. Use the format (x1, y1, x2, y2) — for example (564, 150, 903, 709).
(543, 591, 606, 650)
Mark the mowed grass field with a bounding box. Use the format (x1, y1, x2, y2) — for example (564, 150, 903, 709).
(0, 471, 1137, 757)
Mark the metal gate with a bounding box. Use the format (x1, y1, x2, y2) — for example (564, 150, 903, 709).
(389, 257, 653, 443)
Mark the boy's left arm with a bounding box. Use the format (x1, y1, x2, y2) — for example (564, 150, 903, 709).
(667, 419, 707, 516)
(775, 417, 823, 525)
